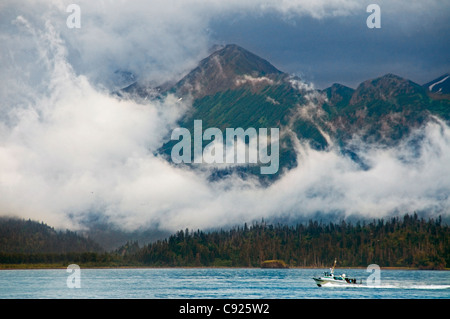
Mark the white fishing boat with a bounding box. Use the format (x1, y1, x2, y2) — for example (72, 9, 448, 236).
(313, 259, 360, 287)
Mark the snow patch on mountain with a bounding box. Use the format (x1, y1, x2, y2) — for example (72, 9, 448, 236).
(429, 75, 449, 91)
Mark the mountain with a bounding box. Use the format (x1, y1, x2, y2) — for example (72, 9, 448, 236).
(322, 83, 354, 110)
(324, 73, 448, 145)
(173, 44, 284, 99)
(349, 73, 426, 105)
(169, 44, 301, 133)
(158, 44, 307, 177)
(423, 73, 450, 95)
(120, 45, 450, 178)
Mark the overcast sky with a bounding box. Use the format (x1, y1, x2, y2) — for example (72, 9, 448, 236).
(1, 1, 449, 231)
(208, 2, 450, 88)
(2, 0, 448, 90)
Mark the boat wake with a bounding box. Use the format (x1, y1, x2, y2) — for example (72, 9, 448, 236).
(322, 283, 450, 290)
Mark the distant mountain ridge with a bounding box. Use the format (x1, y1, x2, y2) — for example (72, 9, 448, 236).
(120, 44, 450, 177)
(323, 73, 449, 145)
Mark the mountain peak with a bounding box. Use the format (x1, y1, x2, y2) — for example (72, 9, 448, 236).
(350, 73, 425, 105)
(174, 44, 284, 98)
(323, 83, 355, 108)
(209, 44, 282, 75)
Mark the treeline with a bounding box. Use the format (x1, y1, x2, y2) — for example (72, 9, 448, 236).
(0, 217, 103, 254)
(126, 214, 449, 269)
(1, 214, 449, 269)
(0, 252, 118, 265)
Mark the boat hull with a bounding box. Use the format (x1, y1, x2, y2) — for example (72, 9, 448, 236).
(313, 277, 359, 287)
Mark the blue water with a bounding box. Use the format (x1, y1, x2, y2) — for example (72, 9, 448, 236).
(0, 268, 449, 299)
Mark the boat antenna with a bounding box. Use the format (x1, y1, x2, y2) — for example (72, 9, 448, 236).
(331, 258, 337, 273)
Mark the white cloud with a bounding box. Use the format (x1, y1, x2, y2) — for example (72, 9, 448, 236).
(0, 15, 191, 230)
(0, 0, 449, 233)
(0, 0, 369, 90)
(235, 75, 275, 87)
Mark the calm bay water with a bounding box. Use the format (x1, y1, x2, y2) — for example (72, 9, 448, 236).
(0, 268, 449, 299)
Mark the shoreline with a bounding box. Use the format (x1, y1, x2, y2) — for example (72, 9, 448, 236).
(1, 264, 449, 271)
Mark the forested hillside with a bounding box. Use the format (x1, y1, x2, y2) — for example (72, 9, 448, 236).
(128, 214, 449, 269)
(1, 214, 448, 269)
(0, 218, 103, 254)
(0, 218, 109, 266)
